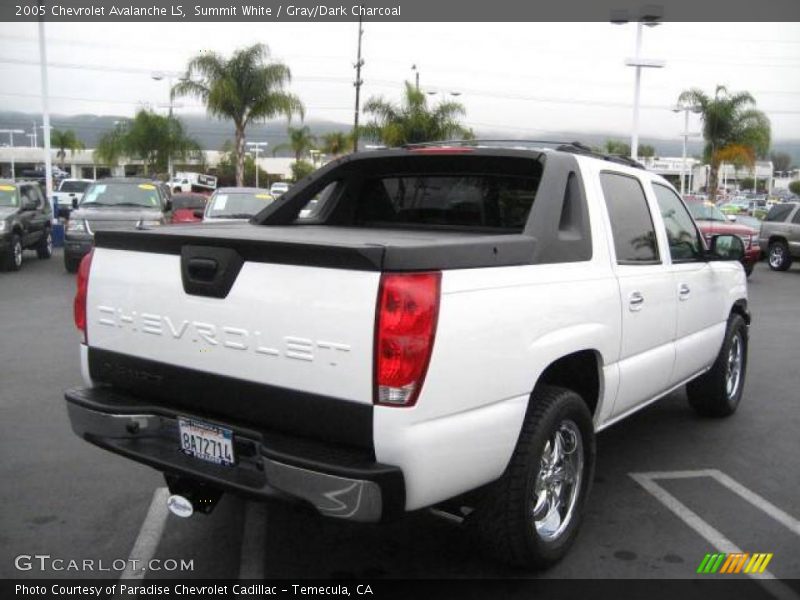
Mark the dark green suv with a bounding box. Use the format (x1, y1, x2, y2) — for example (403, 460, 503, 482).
(0, 180, 53, 272)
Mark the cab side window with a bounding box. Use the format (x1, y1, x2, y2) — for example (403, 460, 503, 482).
(652, 184, 703, 261)
(599, 172, 660, 264)
(792, 206, 800, 224)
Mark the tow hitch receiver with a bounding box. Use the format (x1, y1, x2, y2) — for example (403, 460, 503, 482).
(164, 474, 223, 517)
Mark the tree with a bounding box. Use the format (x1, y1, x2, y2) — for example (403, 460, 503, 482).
(214, 142, 270, 187)
(362, 81, 471, 146)
(172, 43, 304, 186)
(639, 144, 656, 159)
(677, 86, 771, 202)
(770, 152, 792, 173)
(789, 181, 800, 195)
(319, 131, 353, 157)
(51, 129, 85, 170)
(93, 110, 200, 174)
(273, 126, 316, 161)
(290, 159, 315, 182)
(604, 139, 630, 156)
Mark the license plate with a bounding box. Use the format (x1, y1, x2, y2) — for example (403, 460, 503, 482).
(178, 417, 235, 467)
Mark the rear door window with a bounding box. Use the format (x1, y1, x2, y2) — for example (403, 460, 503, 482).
(600, 172, 660, 264)
(765, 204, 794, 222)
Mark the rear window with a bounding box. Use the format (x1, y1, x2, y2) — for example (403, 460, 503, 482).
(207, 191, 274, 219)
(59, 181, 91, 193)
(354, 174, 538, 231)
(172, 194, 207, 210)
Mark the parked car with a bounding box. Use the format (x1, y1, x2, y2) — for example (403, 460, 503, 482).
(53, 178, 94, 219)
(269, 181, 290, 197)
(202, 187, 274, 222)
(170, 172, 218, 194)
(170, 193, 208, 224)
(0, 180, 53, 271)
(758, 202, 800, 271)
(63, 178, 171, 272)
(686, 201, 760, 276)
(65, 143, 749, 569)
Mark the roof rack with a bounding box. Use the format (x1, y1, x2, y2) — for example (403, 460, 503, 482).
(401, 139, 646, 170)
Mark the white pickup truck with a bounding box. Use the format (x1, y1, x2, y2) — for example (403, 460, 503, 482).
(65, 143, 750, 568)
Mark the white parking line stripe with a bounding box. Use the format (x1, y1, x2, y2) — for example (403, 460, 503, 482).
(709, 470, 800, 537)
(237, 501, 267, 579)
(119, 487, 171, 581)
(634, 469, 800, 536)
(630, 473, 799, 600)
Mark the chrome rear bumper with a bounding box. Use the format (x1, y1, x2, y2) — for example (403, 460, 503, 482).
(65, 387, 404, 523)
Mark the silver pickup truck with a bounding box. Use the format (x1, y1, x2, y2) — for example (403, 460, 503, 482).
(759, 202, 800, 271)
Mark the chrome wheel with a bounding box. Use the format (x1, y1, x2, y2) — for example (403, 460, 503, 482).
(13, 240, 22, 268)
(769, 245, 785, 269)
(726, 333, 743, 399)
(532, 419, 583, 541)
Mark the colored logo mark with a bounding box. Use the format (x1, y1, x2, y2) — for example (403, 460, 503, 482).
(697, 553, 774, 574)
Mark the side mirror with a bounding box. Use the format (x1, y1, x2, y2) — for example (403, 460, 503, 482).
(193, 209, 205, 219)
(72, 198, 78, 209)
(22, 198, 39, 211)
(708, 234, 745, 262)
(165, 200, 173, 212)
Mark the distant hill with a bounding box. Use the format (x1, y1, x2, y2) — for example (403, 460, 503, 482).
(2, 110, 799, 165)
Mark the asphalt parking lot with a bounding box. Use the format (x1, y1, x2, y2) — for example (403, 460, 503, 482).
(1, 249, 798, 585)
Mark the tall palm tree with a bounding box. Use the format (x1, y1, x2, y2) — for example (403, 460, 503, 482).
(51, 129, 85, 170)
(678, 86, 770, 201)
(362, 82, 471, 146)
(272, 126, 316, 161)
(319, 131, 352, 157)
(172, 43, 304, 186)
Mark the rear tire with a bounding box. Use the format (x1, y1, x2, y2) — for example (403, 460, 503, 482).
(767, 241, 792, 271)
(64, 255, 80, 273)
(686, 314, 748, 418)
(468, 385, 595, 569)
(37, 227, 53, 259)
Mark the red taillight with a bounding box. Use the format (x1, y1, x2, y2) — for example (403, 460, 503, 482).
(74, 250, 93, 343)
(374, 272, 441, 407)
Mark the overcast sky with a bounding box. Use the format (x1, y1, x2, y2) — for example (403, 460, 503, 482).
(1, 22, 799, 140)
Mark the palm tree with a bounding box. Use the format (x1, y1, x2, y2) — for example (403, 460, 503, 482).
(319, 131, 352, 157)
(362, 81, 471, 146)
(678, 86, 770, 201)
(93, 110, 200, 174)
(172, 43, 304, 186)
(51, 129, 85, 170)
(272, 125, 316, 161)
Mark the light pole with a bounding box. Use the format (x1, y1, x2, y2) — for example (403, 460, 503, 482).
(612, 7, 665, 160)
(152, 70, 185, 179)
(411, 64, 420, 90)
(672, 104, 701, 196)
(0, 129, 25, 180)
(246, 142, 268, 188)
(38, 18, 54, 204)
(352, 15, 364, 154)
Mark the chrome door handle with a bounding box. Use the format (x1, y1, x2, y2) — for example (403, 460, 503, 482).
(679, 283, 691, 300)
(629, 291, 644, 311)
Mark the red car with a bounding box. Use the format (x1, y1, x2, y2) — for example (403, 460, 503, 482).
(170, 193, 208, 224)
(686, 201, 760, 276)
